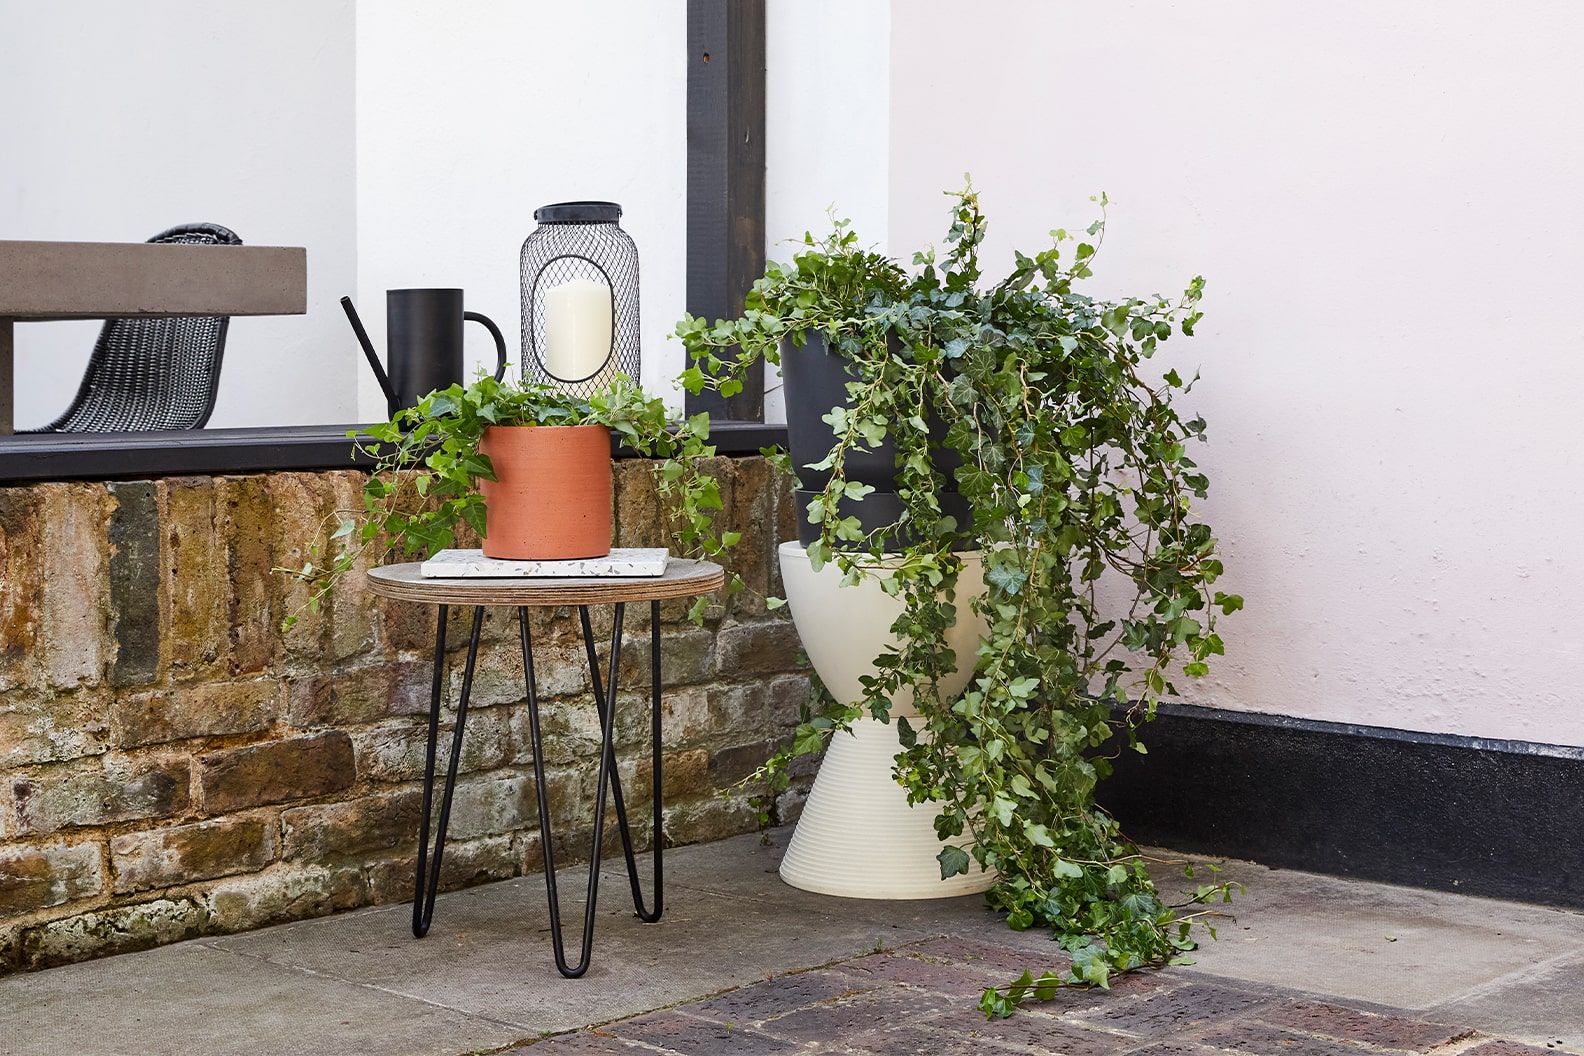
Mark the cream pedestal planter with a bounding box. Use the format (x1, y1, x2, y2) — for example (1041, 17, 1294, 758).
(776, 540, 995, 899)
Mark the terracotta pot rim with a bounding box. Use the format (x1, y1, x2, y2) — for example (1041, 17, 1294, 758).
(481, 422, 610, 432)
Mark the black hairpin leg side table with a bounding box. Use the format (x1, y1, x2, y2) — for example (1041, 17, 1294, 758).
(366, 560, 726, 978)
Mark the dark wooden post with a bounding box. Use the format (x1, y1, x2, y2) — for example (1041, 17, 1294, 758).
(685, 0, 766, 421)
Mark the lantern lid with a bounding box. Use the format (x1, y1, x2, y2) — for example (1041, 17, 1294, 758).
(534, 201, 622, 224)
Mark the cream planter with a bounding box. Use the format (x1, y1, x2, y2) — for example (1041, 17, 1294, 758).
(776, 540, 995, 899)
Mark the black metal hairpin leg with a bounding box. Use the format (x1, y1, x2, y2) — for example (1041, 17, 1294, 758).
(413, 604, 485, 938)
(578, 601, 664, 922)
(519, 601, 665, 978)
(520, 603, 627, 977)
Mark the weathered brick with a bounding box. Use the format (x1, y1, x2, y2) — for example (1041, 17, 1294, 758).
(607, 1010, 803, 1055)
(204, 863, 364, 933)
(39, 484, 112, 690)
(902, 935, 1074, 980)
(0, 456, 799, 971)
(511, 697, 607, 766)
(661, 793, 758, 846)
(199, 732, 354, 813)
(769, 474, 800, 600)
(476, 630, 587, 703)
(111, 679, 278, 747)
(627, 748, 710, 801)
(832, 951, 1010, 994)
(709, 741, 772, 786)
(160, 477, 227, 677)
(362, 833, 521, 903)
(707, 677, 809, 740)
(929, 1002, 1126, 1054)
(721, 456, 778, 617)
(1461, 1043, 1561, 1055)
(773, 784, 808, 826)
(687, 969, 877, 1025)
(107, 480, 162, 687)
(1256, 998, 1471, 1051)
(761, 986, 951, 1043)
(1199, 1021, 1378, 1055)
(1073, 981, 1275, 1036)
(376, 588, 437, 654)
(217, 475, 278, 674)
(435, 833, 519, 888)
(323, 472, 377, 662)
(620, 625, 714, 689)
(0, 487, 43, 691)
(862, 1031, 1025, 1055)
(613, 458, 667, 549)
(270, 472, 336, 658)
(287, 659, 430, 727)
(656, 685, 712, 747)
(281, 791, 420, 864)
(111, 815, 276, 893)
(21, 897, 208, 969)
(0, 841, 104, 915)
(0, 688, 109, 768)
(714, 620, 804, 677)
(448, 775, 536, 840)
(354, 708, 513, 783)
(11, 754, 190, 834)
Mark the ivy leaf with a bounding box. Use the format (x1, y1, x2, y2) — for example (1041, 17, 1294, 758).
(985, 562, 1028, 597)
(938, 845, 971, 879)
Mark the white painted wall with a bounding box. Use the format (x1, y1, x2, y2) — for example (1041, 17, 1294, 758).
(10, 2, 1565, 745)
(354, 0, 688, 419)
(0, 0, 358, 429)
(762, 0, 892, 423)
(887, 1, 1584, 746)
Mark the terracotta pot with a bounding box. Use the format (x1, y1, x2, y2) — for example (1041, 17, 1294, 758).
(478, 424, 612, 560)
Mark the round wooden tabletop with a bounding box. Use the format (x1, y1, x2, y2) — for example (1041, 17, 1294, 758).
(365, 559, 726, 607)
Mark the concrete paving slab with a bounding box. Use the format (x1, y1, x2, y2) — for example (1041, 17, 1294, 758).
(1429, 950, 1584, 1050)
(203, 834, 995, 1034)
(0, 941, 515, 1056)
(1158, 853, 1584, 1010)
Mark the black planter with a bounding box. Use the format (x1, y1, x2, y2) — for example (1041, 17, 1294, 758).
(782, 330, 969, 551)
(781, 331, 961, 491)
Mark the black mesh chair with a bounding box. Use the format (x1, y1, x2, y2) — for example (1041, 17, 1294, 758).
(27, 223, 241, 432)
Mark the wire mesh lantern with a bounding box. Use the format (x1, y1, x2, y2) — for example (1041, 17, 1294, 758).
(520, 201, 640, 398)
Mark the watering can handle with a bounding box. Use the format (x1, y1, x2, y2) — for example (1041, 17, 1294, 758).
(465, 311, 509, 383)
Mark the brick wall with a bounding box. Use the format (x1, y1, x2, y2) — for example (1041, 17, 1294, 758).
(0, 456, 809, 971)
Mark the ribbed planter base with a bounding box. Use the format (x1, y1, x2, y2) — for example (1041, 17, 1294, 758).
(777, 540, 995, 899)
(779, 714, 995, 899)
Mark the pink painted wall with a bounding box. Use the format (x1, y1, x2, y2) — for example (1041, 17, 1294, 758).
(884, 1, 1584, 745)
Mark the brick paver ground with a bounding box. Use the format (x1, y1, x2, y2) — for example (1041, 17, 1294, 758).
(510, 933, 1563, 1056)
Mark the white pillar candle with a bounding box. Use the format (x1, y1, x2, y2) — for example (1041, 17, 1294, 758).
(543, 278, 613, 382)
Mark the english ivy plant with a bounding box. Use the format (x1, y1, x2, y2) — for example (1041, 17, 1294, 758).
(678, 184, 1243, 1017)
(281, 374, 737, 627)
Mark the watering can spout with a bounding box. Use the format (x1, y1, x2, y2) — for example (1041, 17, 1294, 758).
(341, 296, 398, 416)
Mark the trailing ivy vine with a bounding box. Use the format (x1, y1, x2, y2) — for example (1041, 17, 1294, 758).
(678, 184, 1243, 1016)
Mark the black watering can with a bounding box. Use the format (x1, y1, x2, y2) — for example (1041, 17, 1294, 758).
(341, 288, 508, 418)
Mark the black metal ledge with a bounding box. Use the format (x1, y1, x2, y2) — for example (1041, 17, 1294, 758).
(0, 421, 787, 484)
